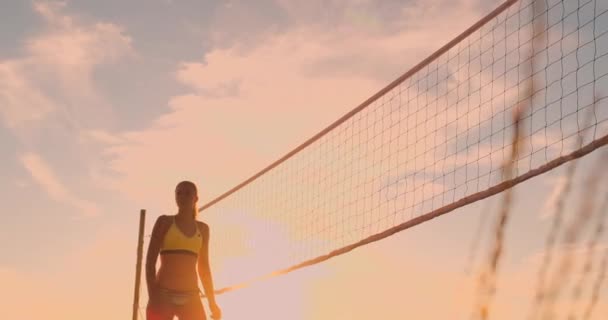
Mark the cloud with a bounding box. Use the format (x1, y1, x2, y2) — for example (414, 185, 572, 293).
(0, 1, 135, 217)
(20, 152, 99, 217)
(100, 0, 493, 214)
(0, 1, 134, 134)
(28, 2, 133, 69)
(83, 129, 126, 145)
(0, 61, 58, 129)
(275, 0, 481, 32)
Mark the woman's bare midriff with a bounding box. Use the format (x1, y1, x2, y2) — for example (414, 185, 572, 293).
(157, 254, 199, 291)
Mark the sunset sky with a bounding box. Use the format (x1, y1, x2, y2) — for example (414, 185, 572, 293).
(1, 0, 607, 319)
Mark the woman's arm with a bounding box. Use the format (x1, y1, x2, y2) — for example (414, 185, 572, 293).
(198, 222, 220, 313)
(145, 216, 166, 297)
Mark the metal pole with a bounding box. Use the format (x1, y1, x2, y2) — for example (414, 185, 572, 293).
(132, 209, 146, 320)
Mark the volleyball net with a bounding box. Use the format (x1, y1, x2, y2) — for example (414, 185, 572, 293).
(196, 0, 608, 294)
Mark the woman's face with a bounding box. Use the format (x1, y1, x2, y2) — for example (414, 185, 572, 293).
(175, 183, 198, 210)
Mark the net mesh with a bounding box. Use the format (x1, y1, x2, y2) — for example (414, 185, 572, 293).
(198, 0, 608, 293)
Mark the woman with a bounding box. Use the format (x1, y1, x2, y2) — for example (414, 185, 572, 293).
(146, 181, 222, 320)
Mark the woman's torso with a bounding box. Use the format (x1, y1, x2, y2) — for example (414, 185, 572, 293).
(156, 215, 202, 291)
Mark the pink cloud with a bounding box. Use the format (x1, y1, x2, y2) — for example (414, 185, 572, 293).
(0, 1, 133, 132)
(103, 0, 487, 210)
(20, 152, 99, 217)
(0, 61, 57, 129)
(83, 129, 126, 145)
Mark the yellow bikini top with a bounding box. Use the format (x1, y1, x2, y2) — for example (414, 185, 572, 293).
(160, 216, 202, 257)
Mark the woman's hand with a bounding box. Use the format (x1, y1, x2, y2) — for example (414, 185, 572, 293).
(147, 283, 162, 305)
(210, 302, 222, 319)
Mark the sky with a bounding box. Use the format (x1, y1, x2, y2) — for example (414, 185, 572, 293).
(1, 0, 607, 319)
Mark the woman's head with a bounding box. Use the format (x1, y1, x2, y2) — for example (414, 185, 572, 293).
(175, 180, 199, 213)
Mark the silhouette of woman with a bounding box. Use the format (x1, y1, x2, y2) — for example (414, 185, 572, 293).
(146, 181, 221, 320)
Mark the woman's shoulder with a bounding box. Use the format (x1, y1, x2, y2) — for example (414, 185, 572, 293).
(156, 214, 173, 222)
(196, 220, 210, 233)
(153, 214, 174, 230)
(195, 220, 209, 229)
(150, 215, 173, 238)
